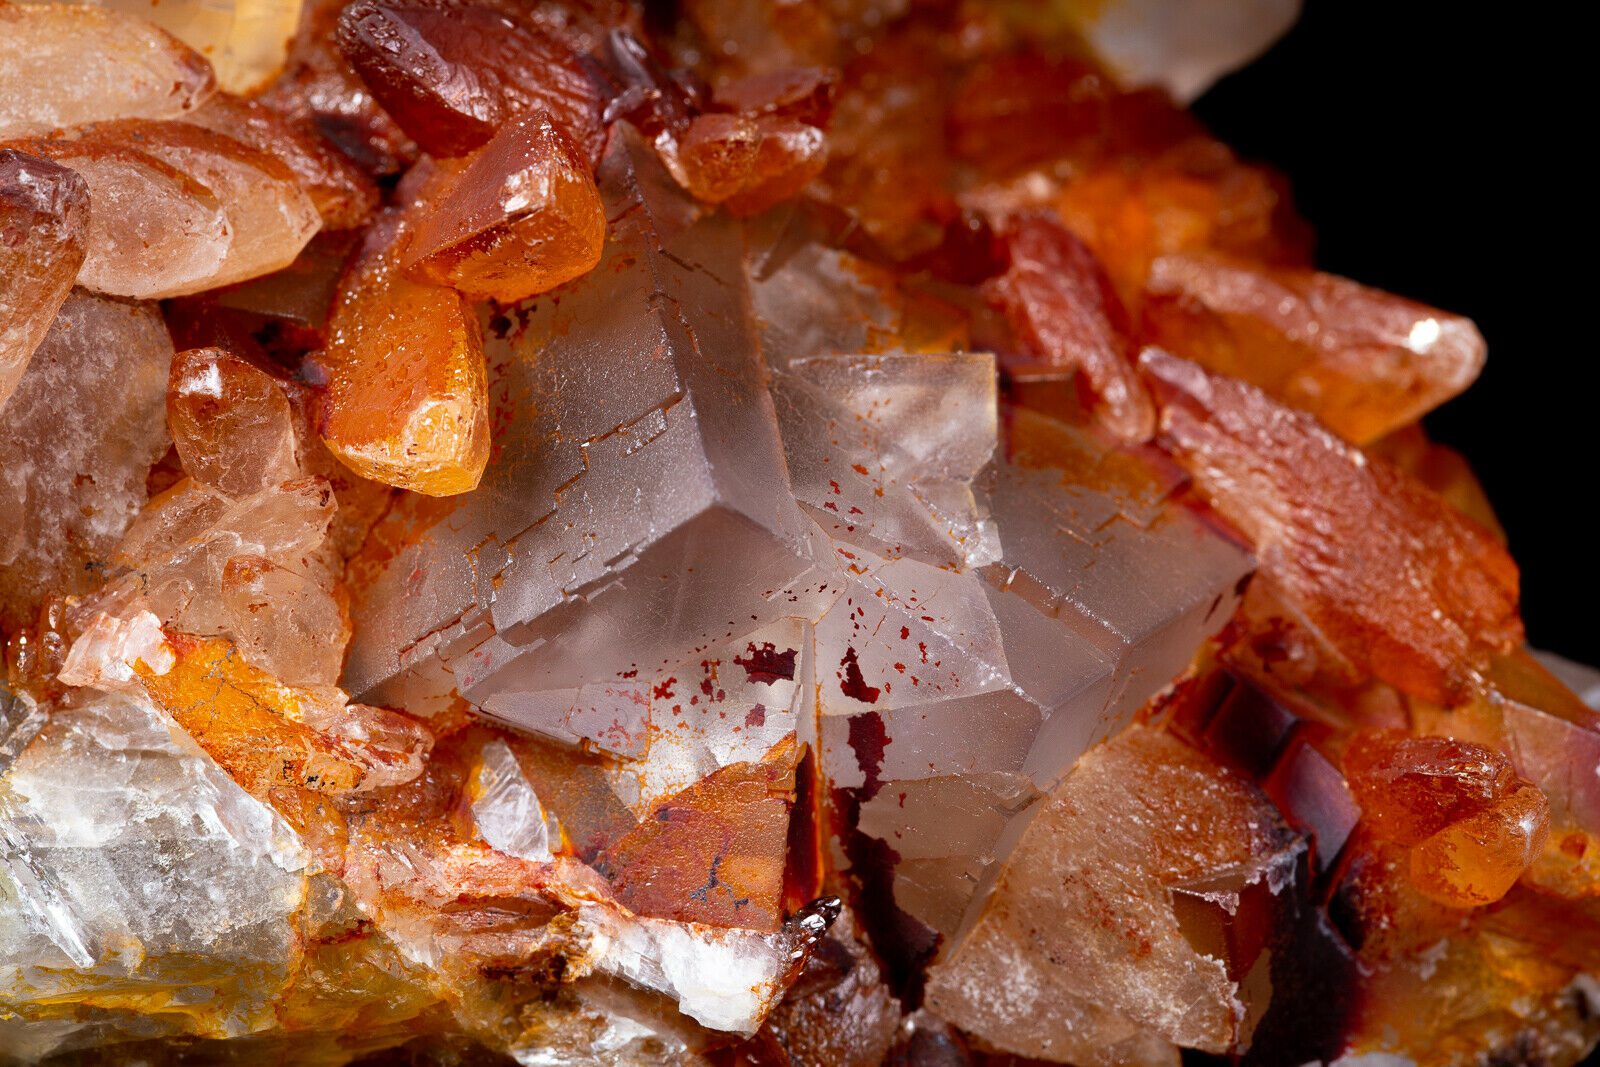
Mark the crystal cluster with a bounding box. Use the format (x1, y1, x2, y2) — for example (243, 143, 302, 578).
(1, 1, 1595, 1066)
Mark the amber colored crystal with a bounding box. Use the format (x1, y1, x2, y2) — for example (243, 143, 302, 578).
(0, 2, 216, 139)
(168, 347, 300, 498)
(599, 737, 799, 932)
(136, 630, 431, 799)
(1054, 145, 1306, 307)
(1143, 348, 1522, 706)
(335, 0, 605, 161)
(258, 0, 417, 178)
(712, 67, 838, 127)
(677, 112, 828, 217)
(1369, 423, 1505, 542)
(1344, 732, 1548, 908)
(84, 0, 305, 95)
(320, 211, 489, 495)
(1140, 253, 1486, 444)
(0, 149, 89, 410)
(187, 93, 378, 230)
(401, 111, 605, 302)
(984, 212, 1155, 442)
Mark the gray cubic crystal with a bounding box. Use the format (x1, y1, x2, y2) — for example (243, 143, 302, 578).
(343, 127, 834, 738)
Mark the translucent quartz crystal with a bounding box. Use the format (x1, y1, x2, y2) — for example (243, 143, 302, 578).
(0, 291, 172, 627)
(985, 213, 1155, 442)
(46, 0, 305, 94)
(16, 134, 231, 299)
(0, 689, 310, 1060)
(401, 111, 606, 302)
(0, 149, 88, 410)
(335, 0, 605, 161)
(1141, 253, 1486, 444)
(19, 120, 321, 298)
(321, 210, 489, 495)
(675, 112, 828, 217)
(469, 737, 557, 861)
(343, 128, 832, 730)
(168, 346, 300, 497)
(1142, 348, 1522, 706)
(187, 93, 378, 229)
(1064, 0, 1303, 103)
(0, 3, 216, 139)
(925, 724, 1301, 1059)
(110, 474, 348, 686)
(817, 404, 1253, 939)
(1343, 731, 1548, 907)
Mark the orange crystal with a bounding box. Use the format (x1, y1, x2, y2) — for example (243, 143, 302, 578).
(677, 112, 829, 218)
(1345, 731, 1548, 908)
(598, 737, 799, 932)
(168, 346, 300, 498)
(984, 212, 1155, 442)
(335, 0, 605, 162)
(402, 111, 605, 302)
(1141, 252, 1486, 444)
(321, 210, 489, 495)
(1143, 347, 1522, 706)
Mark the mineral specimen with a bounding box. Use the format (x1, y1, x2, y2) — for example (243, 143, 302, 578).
(0, 2, 1593, 1066)
(0, 150, 88, 409)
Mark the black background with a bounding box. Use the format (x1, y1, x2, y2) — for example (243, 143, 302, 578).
(1193, 1, 1595, 664)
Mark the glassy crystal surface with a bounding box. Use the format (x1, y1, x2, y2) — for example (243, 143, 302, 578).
(3, 2, 1595, 1064)
(187, 92, 378, 229)
(101, 0, 301, 93)
(1141, 253, 1486, 444)
(1142, 347, 1522, 707)
(321, 210, 489, 496)
(335, 0, 605, 160)
(925, 724, 1300, 1059)
(0, 689, 310, 1059)
(0, 149, 88, 410)
(0, 291, 173, 627)
(343, 128, 832, 727)
(0, 3, 216, 139)
(401, 110, 606, 302)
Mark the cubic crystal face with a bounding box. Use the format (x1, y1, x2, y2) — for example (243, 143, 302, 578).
(4, 1, 1597, 1064)
(345, 130, 832, 736)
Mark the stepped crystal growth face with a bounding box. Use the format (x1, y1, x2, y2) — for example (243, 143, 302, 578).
(0, 2, 1592, 1066)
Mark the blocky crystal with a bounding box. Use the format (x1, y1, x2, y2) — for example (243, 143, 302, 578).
(1142, 347, 1522, 706)
(401, 111, 606, 302)
(343, 128, 831, 728)
(925, 724, 1299, 1058)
